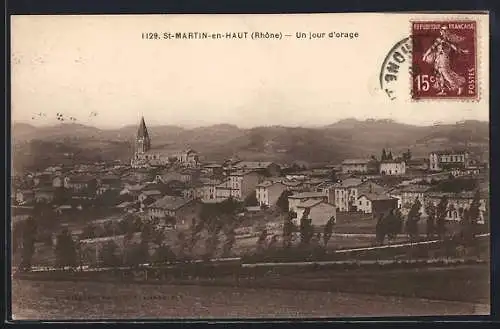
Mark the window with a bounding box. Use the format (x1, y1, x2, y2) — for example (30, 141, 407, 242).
(366, 201, 369, 206)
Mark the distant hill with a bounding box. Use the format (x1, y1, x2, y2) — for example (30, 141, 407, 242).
(11, 119, 489, 173)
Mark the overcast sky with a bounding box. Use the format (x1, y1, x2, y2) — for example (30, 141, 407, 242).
(11, 13, 489, 129)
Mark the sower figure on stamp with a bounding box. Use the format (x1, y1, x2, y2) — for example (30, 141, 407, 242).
(422, 25, 470, 96)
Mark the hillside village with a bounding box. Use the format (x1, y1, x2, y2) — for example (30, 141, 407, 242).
(11, 117, 490, 269)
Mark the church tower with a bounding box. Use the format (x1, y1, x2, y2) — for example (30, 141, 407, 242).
(135, 116, 151, 154)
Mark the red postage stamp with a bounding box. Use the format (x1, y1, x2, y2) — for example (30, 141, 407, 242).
(411, 21, 477, 100)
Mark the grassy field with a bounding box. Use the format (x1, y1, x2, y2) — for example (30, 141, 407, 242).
(12, 271, 489, 320)
(283, 264, 490, 304)
(147, 263, 489, 305)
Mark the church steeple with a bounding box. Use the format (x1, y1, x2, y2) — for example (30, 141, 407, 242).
(135, 116, 151, 154)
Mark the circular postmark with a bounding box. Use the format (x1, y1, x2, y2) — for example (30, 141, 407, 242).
(379, 37, 412, 101)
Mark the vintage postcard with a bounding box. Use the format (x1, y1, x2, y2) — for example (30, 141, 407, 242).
(10, 12, 490, 320)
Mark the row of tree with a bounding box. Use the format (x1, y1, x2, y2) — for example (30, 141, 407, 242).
(15, 190, 483, 271)
(280, 211, 335, 249)
(375, 190, 483, 245)
(373, 148, 411, 162)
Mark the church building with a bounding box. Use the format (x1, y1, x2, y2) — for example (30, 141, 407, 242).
(130, 117, 200, 169)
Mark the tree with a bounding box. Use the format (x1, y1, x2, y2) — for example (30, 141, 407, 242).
(386, 208, 403, 241)
(33, 203, 57, 229)
(329, 170, 338, 182)
(99, 240, 121, 267)
(140, 222, 154, 244)
(323, 216, 335, 247)
(381, 148, 387, 161)
(103, 221, 115, 237)
(256, 229, 268, 253)
(425, 202, 437, 239)
(282, 212, 296, 249)
(394, 208, 404, 235)
(458, 206, 465, 219)
(436, 196, 449, 239)
(406, 198, 422, 241)
(12, 221, 23, 254)
(19, 217, 37, 271)
(267, 235, 279, 249)
(276, 191, 293, 213)
(177, 232, 188, 259)
(204, 230, 220, 259)
(403, 149, 412, 161)
(462, 190, 481, 242)
(299, 210, 313, 247)
(387, 151, 393, 160)
(200, 197, 242, 230)
(375, 214, 386, 245)
(119, 214, 139, 236)
(188, 220, 204, 253)
(78, 243, 93, 269)
(153, 229, 165, 248)
(123, 227, 135, 248)
(124, 241, 150, 266)
(54, 228, 77, 269)
(431, 178, 477, 193)
(222, 226, 236, 257)
(244, 191, 259, 207)
(152, 244, 176, 264)
(133, 215, 144, 232)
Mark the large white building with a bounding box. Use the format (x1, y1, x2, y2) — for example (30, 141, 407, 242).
(341, 159, 371, 174)
(429, 150, 470, 172)
(379, 159, 406, 175)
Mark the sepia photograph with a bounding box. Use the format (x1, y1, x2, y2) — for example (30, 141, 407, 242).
(9, 13, 490, 320)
